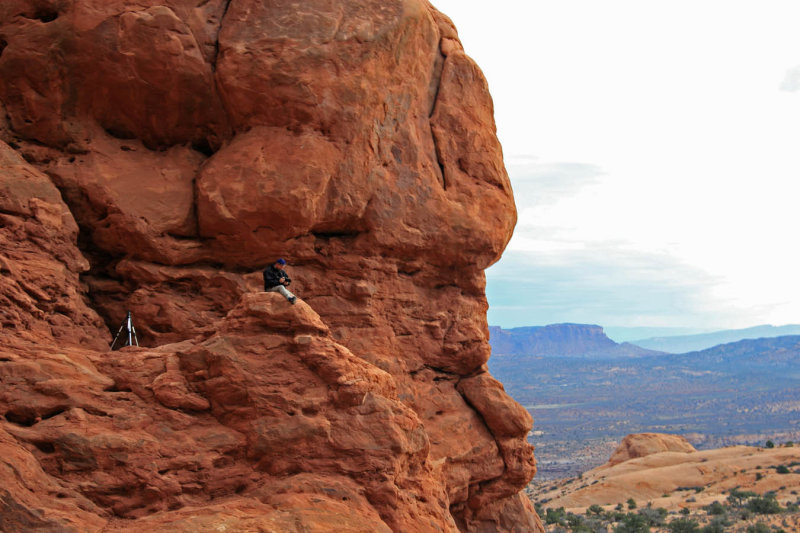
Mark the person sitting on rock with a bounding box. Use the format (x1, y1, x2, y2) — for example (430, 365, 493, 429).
(263, 258, 298, 304)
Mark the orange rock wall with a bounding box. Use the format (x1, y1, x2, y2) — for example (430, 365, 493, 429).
(0, 1, 541, 531)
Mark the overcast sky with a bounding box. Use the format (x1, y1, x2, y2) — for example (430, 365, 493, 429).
(432, 0, 800, 332)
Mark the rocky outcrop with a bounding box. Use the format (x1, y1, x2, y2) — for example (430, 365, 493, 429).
(0, 1, 540, 531)
(606, 433, 697, 467)
(532, 435, 800, 515)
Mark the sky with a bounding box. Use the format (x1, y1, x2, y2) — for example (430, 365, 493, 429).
(431, 0, 800, 332)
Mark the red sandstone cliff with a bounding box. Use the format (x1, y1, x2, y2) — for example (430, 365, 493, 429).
(0, 1, 542, 531)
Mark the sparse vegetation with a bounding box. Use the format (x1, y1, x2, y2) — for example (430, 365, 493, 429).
(667, 517, 700, 533)
(637, 507, 667, 527)
(701, 515, 731, 533)
(544, 506, 567, 526)
(535, 485, 800, 533)
(746, 494, 783, 515)
(613, 512, 650, 533)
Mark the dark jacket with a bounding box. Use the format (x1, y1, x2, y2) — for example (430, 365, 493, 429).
(263, 265, 291, 289)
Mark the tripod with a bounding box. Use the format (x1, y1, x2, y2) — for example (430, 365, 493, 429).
(110, 311, 139, 350)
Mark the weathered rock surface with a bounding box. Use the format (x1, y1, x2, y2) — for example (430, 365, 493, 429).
(0, 1, 540, 531)
(606, 432, 697, 467)
(532, 434, 800, 516)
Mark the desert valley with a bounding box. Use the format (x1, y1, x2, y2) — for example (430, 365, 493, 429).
(488, 324, 800, 531)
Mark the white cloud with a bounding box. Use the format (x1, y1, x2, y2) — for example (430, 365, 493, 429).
(486, 247, 732, 329)
(781, 65, 800, 92)
(434, 0, 800, 328)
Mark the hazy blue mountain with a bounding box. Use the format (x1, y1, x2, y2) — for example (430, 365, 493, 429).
(603, 326, 714, 343)
(488, 334, 800, 478)
(629, 324, 800, 353)
(489, 323, 664, 358)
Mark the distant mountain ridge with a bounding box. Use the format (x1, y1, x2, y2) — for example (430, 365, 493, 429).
(671, 334, 800, 367)
(489, 323, 664, 358)
(629, 324, 800, 353)
(488, 333, 800, 479)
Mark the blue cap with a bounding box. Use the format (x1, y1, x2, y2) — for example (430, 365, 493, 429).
(276, 258, 286, 265)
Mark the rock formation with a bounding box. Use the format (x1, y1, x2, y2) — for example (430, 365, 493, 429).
(606, 433, 697, 467)
(531, 433, 800, 516)
(0, 1, 541, 531)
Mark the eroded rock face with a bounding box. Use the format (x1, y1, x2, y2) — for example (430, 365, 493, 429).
(0, 1, 541, 531)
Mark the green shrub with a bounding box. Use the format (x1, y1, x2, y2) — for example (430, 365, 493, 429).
(776, 465, 790, 474)
(745, 494, 782, 514)
(587, 504, 604, 516)
(667, 517, 700, 533)
(637, 507, 667, 526)
(566, 513, 586, 529)
(700, 523, 725, 533)
(544, 506, 567, 525)
(701, 516, 731, 533)
(613, 512, 650, 533)
(568, 514, 607, 533)
(627, 498, 637, 510)
(704, 501, 726, 515)
(766, 440, 775, 448)
(746, 523, 770, 533)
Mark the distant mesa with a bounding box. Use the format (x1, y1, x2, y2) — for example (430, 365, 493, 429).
(489, 323, 663, 359)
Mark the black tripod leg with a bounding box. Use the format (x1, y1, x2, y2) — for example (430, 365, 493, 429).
(110, 323, 126, 350)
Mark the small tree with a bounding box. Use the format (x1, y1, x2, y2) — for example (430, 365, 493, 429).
(705, 501, 726, 515)
(776, 465, 790, 474)
(765, 440, 775, 449)
(727, 488, 757, 508)
(587, 504, 604, 516)
(746, 494, 782, 514)
(668, 517, 700, 533)
(627, 497, 637, 510)
(544, 507, 567, 525)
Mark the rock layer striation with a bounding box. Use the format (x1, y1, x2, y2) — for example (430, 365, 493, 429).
(0, 1, 541, 531)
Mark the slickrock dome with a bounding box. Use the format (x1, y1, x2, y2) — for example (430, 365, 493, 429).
(0, 1, 541, 531)
(607, 433, 697, 467)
